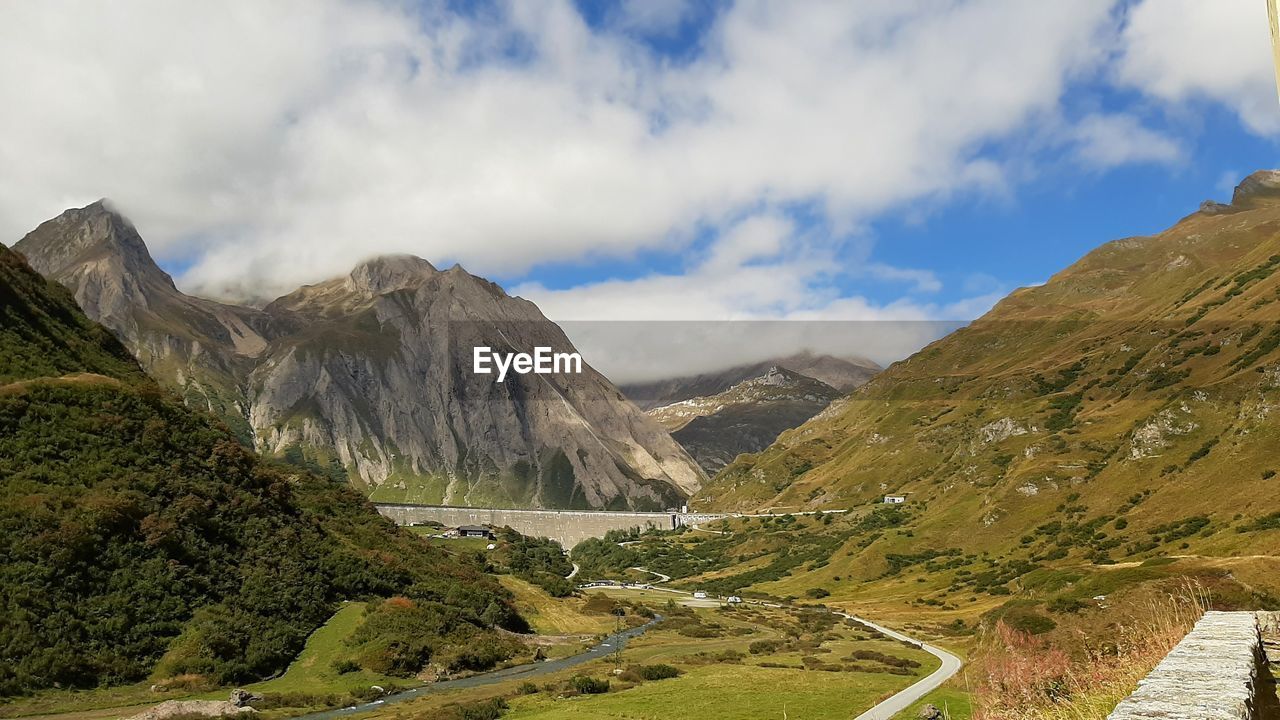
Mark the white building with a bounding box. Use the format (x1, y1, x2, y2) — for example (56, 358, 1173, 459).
(883, 494, 907, 504)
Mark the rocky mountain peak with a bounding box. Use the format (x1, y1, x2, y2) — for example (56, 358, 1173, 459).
(344, 254, 438, 296)
(14, 199, 173, 290)
(1231, 170, 1280, 206)
(14, 202, 703, 511)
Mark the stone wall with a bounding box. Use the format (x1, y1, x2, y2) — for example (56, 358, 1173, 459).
(1107, 611, 1269, 720)
(375, 503, 729, 549)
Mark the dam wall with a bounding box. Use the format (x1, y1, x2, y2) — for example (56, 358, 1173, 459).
(375, 503, 729, 549)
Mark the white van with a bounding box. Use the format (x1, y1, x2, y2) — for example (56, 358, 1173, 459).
(693, 591, 707, 599)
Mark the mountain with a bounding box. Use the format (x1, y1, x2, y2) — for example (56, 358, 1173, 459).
(0, 241, 524, 695)
(13, 201, 275, 443)
(649, 366, 842, 475)
(695, 171, 1280, 567)
(15, 203, 703, 510)
(620, 351, 880, 411)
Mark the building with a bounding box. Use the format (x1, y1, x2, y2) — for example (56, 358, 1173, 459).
(883, 494, 907, 504)
(457, 525, 495, 539)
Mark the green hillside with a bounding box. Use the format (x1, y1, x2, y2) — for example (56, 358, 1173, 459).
(0, 246, 142, 384)
(0, 243, 524, 697)
(698, 175, 1280, 554)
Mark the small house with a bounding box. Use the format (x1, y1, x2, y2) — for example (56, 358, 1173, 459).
(457, 525, 495, 539)
(883, 494, 907, 504)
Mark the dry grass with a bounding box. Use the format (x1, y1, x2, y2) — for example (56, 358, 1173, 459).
(971, 580, 1210, 720)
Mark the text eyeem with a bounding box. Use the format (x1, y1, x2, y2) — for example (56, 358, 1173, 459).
(473, 346, 583, 382)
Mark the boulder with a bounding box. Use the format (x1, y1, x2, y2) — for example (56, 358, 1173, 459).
(228, 689, 262, 707)
(126, 700, 254, 720)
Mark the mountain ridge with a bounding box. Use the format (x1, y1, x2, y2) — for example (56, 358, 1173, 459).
(621, 351, 879, 411)
(694, 170, 1280, 573)
(649, 365, 843, 474)
(15, 202, 704, 510)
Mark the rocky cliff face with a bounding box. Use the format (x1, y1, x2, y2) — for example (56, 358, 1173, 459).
(648, 366, 842, 475)
(14, 202, 703, 510)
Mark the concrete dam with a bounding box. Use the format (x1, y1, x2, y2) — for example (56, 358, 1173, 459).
(375, 502, 730, 549)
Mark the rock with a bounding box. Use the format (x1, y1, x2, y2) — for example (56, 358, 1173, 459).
(918, 704, 944, 720)
(1232, 169, 1280, 206)
(228, 689, 261, 707)
(977, 417, 1028, 445)
(127, 700, 254, 720)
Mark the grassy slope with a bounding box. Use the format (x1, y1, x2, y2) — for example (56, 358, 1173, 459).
(0, 242, 523, 699)
(0, 244, 143, 385)
(692, 183, 1280, 596)
(247, 603, 401, 695)
(498, 576, 616, 636)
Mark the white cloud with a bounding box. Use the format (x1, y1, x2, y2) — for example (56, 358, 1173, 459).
(1117, 0, 1279, 135)
(1070, 113, 1183, 168)
(0, 0, 1122, 302)
(612, 0, 695, 37)
(513, 212, 1000, 381)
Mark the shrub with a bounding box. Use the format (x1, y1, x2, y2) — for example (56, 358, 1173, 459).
(638, 663, 681, 680)
(331, 659, 360, 675)
(805, 587, 831, 599)
(441, 698, 508, 720)
(1047, 597, 1088, 614)
(749, 639, 782, 655)
(571, 676, 610, 694)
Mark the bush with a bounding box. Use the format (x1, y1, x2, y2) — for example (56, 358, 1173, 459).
(805, 588, 831, 599)
(638, 663, 681, 680)
(571, 676, 610, 694)
(749, 639, 783, 655)
(1047, 597, 1088, 614)
(331, 659, 360, 675)
(1002, 610, 1056, 635)
(440, 698, 508, 720)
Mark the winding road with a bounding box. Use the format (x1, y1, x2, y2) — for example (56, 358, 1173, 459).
(292, 616, 662, 720)
(842, 614, 963, 720)
(629, 566, 671, 584)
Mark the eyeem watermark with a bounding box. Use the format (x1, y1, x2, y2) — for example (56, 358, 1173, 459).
(473, 346, 582, 382)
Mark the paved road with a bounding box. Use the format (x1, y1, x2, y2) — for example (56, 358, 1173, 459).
(291, 617, 661, 720)
(566, 562, 579, 579)
(630, 566, 671, 584)
(842, 614, 963, 720)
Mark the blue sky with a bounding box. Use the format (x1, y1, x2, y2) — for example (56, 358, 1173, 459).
(2, 0, 1278, 378)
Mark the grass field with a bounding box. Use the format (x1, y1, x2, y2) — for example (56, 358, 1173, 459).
(367, 591, 942, 720)
(499, 576, 617, 637)
(503, 664, 920, 720)
(245, 602, 402, 695)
